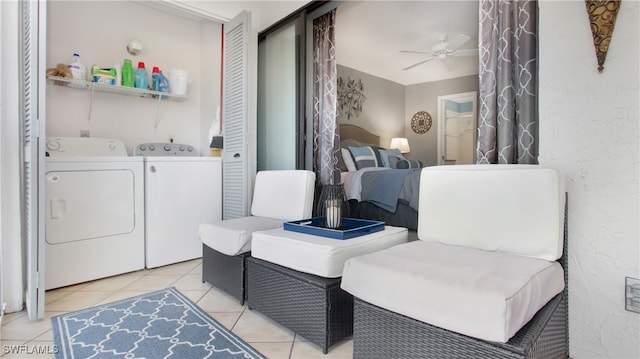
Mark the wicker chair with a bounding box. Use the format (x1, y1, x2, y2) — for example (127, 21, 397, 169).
(341, 165, 568, 359)
(199, 170, 315, 304)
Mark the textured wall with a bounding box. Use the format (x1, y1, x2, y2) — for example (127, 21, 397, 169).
(538, 1, 639, 358)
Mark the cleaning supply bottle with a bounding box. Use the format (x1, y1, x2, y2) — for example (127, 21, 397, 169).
(151, 67, 161, 91)
(158, 71, 169, 93)
(152, 67, 169, 93)
(134, 61, 149, 89)
(114, 63, 122, 86)
(67, 53, 87, 81)
(122, 59, 134, 87)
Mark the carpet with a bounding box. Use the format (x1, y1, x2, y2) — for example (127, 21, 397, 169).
(51, 287, 265, 359)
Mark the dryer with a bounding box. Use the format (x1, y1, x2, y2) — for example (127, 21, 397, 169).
(45, 137, 145, 290)
(135, 143, 222, 268)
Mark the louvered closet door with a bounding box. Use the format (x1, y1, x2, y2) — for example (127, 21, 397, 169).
(23, 0, 47, 320)
(222, 11, 251, 219)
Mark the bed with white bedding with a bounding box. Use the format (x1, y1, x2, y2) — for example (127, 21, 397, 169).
(339, 124, 421, 230)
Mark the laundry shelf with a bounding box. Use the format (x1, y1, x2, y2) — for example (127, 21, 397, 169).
(47, 75, 187, 101)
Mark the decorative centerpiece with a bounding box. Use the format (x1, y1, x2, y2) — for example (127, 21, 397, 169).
(316, 184, 350, 229)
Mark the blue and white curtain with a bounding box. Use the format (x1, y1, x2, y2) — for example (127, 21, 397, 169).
(477, 0, 538, 164)
(312, 9, 340, 185)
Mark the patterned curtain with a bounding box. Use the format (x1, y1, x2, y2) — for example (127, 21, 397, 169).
(477, 0, 538, 164)
(312, 9, 340, 185)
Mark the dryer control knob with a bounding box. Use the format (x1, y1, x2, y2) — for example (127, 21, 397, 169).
(187, 146, 194, 152)
(179, 146, 185, 151)
(46, 140, 60, 151)
(149, 145, 156, 151)
(164, 144, 172, 151)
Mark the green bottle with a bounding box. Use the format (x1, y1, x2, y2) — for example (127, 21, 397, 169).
(122, 59, 134, 87)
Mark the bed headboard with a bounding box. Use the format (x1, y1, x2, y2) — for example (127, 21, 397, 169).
(339, 124, 380, 147)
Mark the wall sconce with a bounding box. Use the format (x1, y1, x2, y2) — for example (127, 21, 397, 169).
(389, 138, 410, 153)
(127, 40, 144, 56)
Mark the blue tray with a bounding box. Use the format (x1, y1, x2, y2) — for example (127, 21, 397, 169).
(284, 217, 385, 240)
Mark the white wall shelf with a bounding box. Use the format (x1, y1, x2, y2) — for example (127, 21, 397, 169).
(47, 75, 187, 101)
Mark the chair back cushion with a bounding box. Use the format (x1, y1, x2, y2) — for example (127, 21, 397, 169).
(251, 170, 315, 221)
(418, 164, 565, 261)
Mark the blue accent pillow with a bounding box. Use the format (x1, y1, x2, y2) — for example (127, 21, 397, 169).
(378, 148, 402, 168)
(348, 146, 379, 169)
(395, 158, 423, 169)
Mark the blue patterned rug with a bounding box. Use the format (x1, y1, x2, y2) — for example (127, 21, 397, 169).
(51, 287, 265, 359)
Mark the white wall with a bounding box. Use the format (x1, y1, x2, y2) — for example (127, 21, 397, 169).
(46, 1, 221, 156)
(538, 1, 639, 358)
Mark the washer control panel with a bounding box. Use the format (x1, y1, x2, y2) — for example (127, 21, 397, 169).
(134, 143, 197, 156)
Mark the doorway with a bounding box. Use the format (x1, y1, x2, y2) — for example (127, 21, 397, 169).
(437, 91, 477, 165)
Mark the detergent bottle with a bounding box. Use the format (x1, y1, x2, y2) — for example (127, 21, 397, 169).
(67, 53, 87, 81)
(152, 67, 169, 98)
(134, 61, 149, 89)
(121, 59, 134, 87)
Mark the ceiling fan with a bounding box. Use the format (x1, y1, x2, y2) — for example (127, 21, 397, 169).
(400, 34, 477, 71)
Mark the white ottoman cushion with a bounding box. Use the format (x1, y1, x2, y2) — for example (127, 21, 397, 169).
(199, 217, 285, 256)
(341, 240, 565, 343)
(251, 226, 408, 278)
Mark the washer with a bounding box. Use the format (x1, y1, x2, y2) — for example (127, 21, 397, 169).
(45, 137, 145, 290)
(135, 143, 222, 268)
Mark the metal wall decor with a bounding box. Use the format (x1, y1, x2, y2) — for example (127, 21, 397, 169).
(337, 76, 367, 120)
(411, 111, 432, 134)
(585, 0, 621, 73)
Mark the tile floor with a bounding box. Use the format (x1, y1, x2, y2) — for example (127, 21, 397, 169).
(0, 259, 353, 358)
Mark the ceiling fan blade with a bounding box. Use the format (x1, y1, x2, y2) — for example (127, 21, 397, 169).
(452, 49, 478, 57)
(402, 57, 434, 71)
(400, 50, 431, 55)
(446, 34, 471, 51)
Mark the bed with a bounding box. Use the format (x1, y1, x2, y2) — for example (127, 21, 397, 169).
(338, 124, 420, 230)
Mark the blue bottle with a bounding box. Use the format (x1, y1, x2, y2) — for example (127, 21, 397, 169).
(152, 67, 169, 99)
(135, 61, 149, 89)
(158, 72, 169, 93)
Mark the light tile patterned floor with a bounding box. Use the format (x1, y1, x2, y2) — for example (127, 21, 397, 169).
(0, 259, 353, 358)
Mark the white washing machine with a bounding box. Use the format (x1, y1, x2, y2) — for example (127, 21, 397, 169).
(134, 143, 222, 268)
(45, 137, 145, 290)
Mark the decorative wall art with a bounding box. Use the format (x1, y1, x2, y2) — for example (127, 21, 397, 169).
(411, 111, 432, 134)
(585, 0, 621, 73)
(337, 76, 367, 120)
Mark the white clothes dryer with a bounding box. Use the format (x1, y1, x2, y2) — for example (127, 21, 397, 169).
(135, 143, 222, 268)
(45, 137, 145, 290)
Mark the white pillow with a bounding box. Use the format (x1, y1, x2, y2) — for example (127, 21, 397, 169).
(341, 148, 357, 172)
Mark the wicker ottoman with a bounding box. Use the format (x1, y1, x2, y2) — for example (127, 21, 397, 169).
(246, 225, 408, 353)
(246, 257, 352, 354)
(202, 245, 250, 305)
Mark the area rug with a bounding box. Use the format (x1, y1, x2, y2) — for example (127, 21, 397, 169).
(51, 287, 265, 359)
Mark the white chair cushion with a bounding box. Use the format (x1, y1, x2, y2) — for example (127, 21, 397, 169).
(251, 226, 408, 278)
(418, 165, 565, 261)
(251, 170, 315, 221)
(199, 217, 285, 256)
(341, 240, 565, 343)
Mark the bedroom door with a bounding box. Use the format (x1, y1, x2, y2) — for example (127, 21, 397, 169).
(437, 92, 477, 165)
